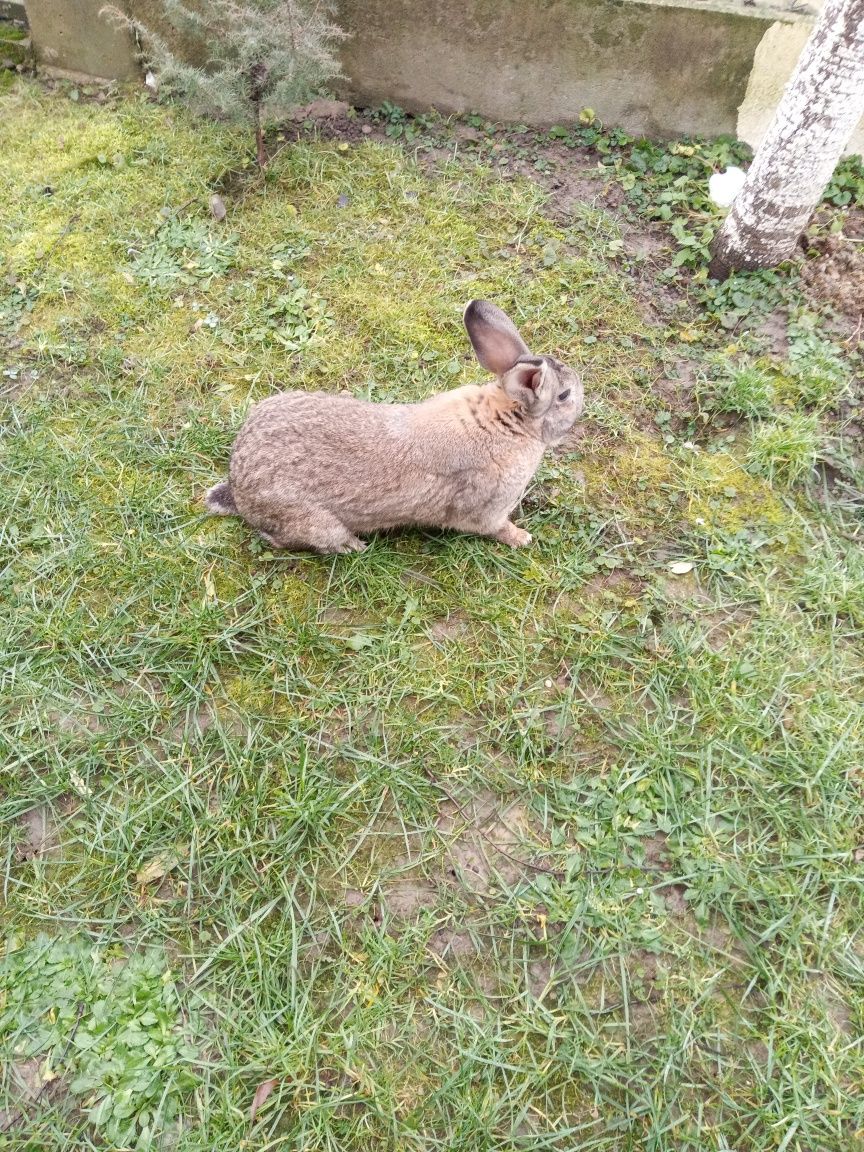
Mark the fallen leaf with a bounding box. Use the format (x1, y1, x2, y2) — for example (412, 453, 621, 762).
(136, 853, 179, 886)
(39, 1058, 58, 1085)
(69, 769, 92, 797)
(209, 194, 227, 222)
(250, 1077, 278, 1122)
(668, 561, 694, 575)
(345, 633, 376, 651)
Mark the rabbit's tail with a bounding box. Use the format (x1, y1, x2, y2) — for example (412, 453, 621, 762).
(205, 480, 238, 516)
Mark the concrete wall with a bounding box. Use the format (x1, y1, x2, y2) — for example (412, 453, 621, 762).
(337, 0, 768, 139)
(25, 0, 137, 79)
(19, 0, 864, 153)
(737, 15, 864, 156)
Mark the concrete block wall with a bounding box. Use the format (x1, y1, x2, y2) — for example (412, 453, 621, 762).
(18, 0, 864, 154)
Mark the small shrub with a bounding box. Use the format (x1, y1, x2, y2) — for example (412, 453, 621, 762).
(746, 411, 820, 485)
(103, 0, 346, 167)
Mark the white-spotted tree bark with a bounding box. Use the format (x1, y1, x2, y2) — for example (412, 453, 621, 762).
(709, 0, 864, 280)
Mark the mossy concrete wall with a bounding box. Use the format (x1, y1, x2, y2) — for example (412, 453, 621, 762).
(737, 15, 864, 156)
(21, 0, 863, 151)
(24, 0, 772, 138)
(24, 0, 137, 79)
(337, 0, 768, 138)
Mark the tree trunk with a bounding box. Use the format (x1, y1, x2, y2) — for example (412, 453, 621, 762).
(709, 0, 864, 280)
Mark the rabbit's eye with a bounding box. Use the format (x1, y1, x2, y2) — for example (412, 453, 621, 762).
(558, 389, 571, 401)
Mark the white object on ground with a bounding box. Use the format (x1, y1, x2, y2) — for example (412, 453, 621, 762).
(708, 166, 747, 209)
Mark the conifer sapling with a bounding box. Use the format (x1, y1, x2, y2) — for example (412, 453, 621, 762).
(103, 0, 346, 167)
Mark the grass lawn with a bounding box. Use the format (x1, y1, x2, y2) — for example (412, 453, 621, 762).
(2, 77, 864, 1151)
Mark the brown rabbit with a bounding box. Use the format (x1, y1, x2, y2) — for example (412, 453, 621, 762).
(205, 300, 583, 553)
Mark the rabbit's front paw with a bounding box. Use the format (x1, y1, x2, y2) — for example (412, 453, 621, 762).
(494, 522, 532, 548)
(337, 536, 367, 554)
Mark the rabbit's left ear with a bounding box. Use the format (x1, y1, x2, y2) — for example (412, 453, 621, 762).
(463, 300, 531, 375)
(501, 357, 553, 412)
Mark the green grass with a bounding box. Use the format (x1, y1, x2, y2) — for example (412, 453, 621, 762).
(747, 412, 821, 487)
(698, 359, 777, 419)
(2, 80, 864, 1152)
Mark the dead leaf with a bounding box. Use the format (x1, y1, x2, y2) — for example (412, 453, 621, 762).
(136, 853, 179, 886)
(39, 1058, 58, 1085)
(69, 769, 92, 797)
(209, 194, 226, 222)
(250, 1077, 278, 1122)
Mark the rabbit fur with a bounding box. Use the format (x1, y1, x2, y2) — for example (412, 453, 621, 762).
(205, 300, 583, 553)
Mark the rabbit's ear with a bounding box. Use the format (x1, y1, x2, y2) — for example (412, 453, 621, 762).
(501, 357, 551, 411)
(463, 300, 530, 375)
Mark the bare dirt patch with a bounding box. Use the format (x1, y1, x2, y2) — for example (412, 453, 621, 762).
(15, 803, 63, 861)
(435, 790, 541, 892)
(426, 613, 470, 645)
(428, 927, 477, 961)
(381, 878, 439, 918)
(641, 832, 671, 871)
(654, 358, 699, 417)
(801, 209, 864, 342)
(0, 1057, 69, 1132)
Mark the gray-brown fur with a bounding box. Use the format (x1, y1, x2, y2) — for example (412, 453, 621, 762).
(205, 300, 583, 553)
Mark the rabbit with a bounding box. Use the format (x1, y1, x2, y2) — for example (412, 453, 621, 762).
(205, 300, 583, 553)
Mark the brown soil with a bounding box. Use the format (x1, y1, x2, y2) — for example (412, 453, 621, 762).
(435, 789, 540, 893)
(801, 209, 864, 342)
